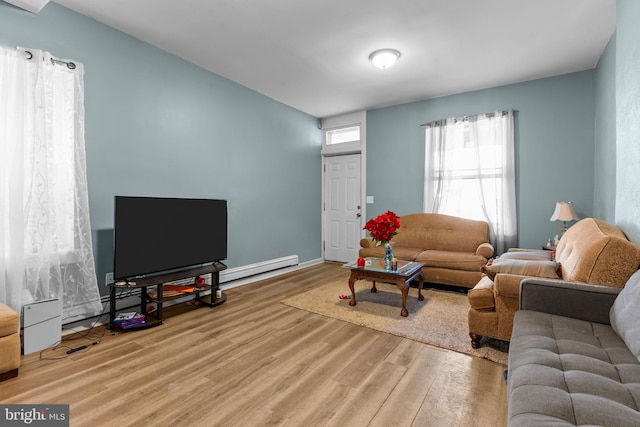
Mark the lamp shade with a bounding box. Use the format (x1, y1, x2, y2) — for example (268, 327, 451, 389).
(550, 201, 579, 222)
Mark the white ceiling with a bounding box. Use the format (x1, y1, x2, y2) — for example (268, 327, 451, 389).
(52, 0, 615, 119)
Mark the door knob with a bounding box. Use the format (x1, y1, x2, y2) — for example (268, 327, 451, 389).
(356, 213, 361, 218)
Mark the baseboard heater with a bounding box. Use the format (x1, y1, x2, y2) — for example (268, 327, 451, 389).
(101, 255, 299, 311)
(219, 255, 298, 283)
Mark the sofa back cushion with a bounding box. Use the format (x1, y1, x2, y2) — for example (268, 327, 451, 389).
(610, 269, 640, 362)
(556, 218, 640, 287)
(391, 213, 489, 253)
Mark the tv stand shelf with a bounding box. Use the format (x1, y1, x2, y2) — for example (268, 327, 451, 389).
(108, 262, 227, 330)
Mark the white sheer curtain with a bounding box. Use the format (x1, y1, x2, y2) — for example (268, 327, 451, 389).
(0, 46, 102, 322)
(424, 110, 517, 254)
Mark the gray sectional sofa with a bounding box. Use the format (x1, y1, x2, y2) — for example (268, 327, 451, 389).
(507, 273, 640, 426)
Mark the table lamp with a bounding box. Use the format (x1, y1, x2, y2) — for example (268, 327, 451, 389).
(550, 201, 579, 234)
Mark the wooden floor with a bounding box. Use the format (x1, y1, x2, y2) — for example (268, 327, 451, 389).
(1, 262, 507, 427)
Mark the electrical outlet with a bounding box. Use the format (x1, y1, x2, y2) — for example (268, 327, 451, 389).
(105, 272, 114, 284)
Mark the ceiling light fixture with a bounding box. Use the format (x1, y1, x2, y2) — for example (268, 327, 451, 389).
(368, 49, 401, 69)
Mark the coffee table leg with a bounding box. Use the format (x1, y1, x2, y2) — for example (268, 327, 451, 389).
(348, 275, 357, 307)
(396, 280, 409, 317)
(417, 274, 425, 301)
(386, 280, 411, 317)
(370, 281, 377, 293)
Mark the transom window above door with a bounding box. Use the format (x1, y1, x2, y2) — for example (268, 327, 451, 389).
(321, 111, 365, 156)
(325, 125, 361, 145)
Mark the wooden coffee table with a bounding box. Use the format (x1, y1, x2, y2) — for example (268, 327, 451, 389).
(344, 258, 424, 317)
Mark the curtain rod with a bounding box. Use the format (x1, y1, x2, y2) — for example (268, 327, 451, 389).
(24, 50, 76, 70)
(420, 109, 513, 127)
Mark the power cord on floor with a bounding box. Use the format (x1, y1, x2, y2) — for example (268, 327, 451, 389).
(37, 286, 141, 361)
(65, 341, 99, 354)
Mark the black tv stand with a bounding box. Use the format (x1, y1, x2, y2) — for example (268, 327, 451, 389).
(108, 262, 228, 329)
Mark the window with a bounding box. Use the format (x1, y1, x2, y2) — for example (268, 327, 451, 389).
(325, 125, 360, 145)
(0, 46, 102, 322)
(424, 111, 516, 253)
(429, 121, 502, 220)
(321, 112, 365, 156)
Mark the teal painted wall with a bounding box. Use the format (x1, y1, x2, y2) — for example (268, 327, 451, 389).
(366, 71, 596, 249)
(594, 33, 616, 223)
(615, 0, 640, 243)
(0, 3, 322, 294)
(3, 0, 633, 293)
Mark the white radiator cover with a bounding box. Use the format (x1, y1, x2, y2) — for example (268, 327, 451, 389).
(23, 298, 62, 354)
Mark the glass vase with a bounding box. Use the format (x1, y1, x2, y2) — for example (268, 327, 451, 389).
(383, 242, 394, 270)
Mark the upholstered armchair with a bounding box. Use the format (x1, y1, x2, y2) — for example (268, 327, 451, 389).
(467, 218, 640, 348)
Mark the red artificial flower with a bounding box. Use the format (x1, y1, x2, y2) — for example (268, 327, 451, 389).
(363, 211, 400, 244)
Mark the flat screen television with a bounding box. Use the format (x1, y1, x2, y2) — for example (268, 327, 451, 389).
(113, 196, 227, 281)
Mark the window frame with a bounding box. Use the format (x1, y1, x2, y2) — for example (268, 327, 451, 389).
(322, 123, 362, 155)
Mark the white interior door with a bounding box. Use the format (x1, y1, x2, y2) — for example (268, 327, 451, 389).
(324, 154, 361, 262)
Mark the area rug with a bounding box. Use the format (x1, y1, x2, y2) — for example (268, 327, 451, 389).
(281, 278, 508, 365)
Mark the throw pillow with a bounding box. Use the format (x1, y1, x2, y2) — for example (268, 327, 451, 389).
(480, 258, 494, 278)
(500, 251, 553, 261)
(483, 258, 560, 281)
(610, 269, 640, 362)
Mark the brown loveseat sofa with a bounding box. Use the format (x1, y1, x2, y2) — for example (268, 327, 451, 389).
(359, 213, 494, 288)
(468, 217, 640, 348)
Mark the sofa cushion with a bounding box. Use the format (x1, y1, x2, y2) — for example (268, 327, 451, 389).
(501, 250, 553, 261)
(610, 269, 640, 362)
(390, 213, 490, 253)
(483, 258, 560, 281)
(509, 310, 640, 426)
(358, 245, 423, 260)
(415, 250, 486, 272)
